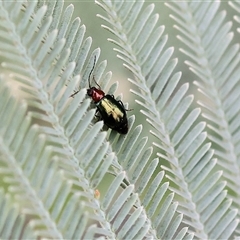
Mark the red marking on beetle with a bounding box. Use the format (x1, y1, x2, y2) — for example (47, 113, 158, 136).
(87, 87, 105, 103)
(70, 56, 129, 134)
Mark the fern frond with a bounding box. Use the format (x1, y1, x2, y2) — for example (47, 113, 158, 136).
(0, 189, 36, 239)
(0, 0, 106, 186)
(229, 0, 240, 32)
(1, 0, 238, 239)
(96, 0, 238, 238)
(0, 1, 180, 238)
(167, 1, 240, 232)
(0, 83, 153, 239)
(0, 81, 119, 238)
(0, 1, 139, 238)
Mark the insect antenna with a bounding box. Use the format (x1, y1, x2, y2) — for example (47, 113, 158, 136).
(89, 56, 101, 89)
(70, 56, 98, 98)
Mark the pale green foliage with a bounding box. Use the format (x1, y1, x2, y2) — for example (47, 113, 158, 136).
(166, 0, 240, 235)
(0, 189, 36, 239)
(0, 0, 239, 239)
(96, 0, 239, 239)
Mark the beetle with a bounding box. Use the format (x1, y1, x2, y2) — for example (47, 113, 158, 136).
(70, 56, 128, 134)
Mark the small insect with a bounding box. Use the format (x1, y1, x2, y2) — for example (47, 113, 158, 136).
(71, 56, 128, 134)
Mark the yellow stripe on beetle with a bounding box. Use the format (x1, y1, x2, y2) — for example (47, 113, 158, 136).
(101, 98, 124, 122)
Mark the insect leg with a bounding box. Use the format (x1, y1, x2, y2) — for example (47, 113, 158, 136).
(117, 100, 133, 111)
(70, 90, 80, 98)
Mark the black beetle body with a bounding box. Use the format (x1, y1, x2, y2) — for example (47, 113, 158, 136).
(71, 56, 129, 134)
(95, 94, 128, 134)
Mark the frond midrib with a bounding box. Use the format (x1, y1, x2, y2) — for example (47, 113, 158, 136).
(96, 1, 211, 238)
(0, 3, 118, 236)
(173, 1, 240, 208)
(0, 128, 63, 239)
